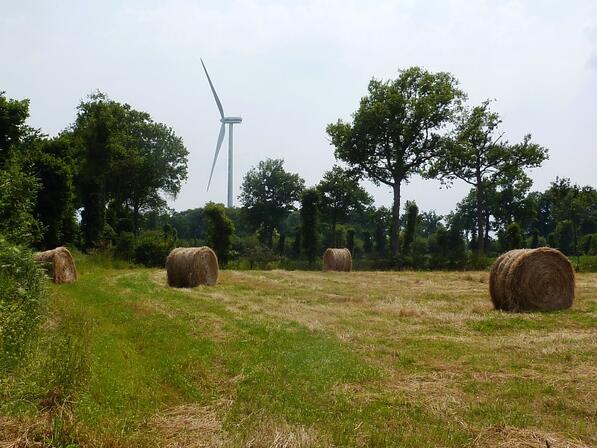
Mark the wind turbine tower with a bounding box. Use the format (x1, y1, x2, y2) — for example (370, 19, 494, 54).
(201, 59, 242, 208)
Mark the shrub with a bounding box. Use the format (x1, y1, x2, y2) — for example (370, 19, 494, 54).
(0, 238, 45, 371)
(133, 231, 175, 267)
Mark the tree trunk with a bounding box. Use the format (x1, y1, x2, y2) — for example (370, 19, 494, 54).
(476, 175, 484, 256)
(133, 202, 140, 236)
(390, 182, 401, 257)
(484, 211, 491, 252)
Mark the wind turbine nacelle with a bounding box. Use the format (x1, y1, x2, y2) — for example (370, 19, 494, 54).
(221, 116, 243, 124)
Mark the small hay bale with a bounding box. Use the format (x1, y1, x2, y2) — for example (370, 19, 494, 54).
(322, 248, 352, 272)
(34, 247, 77, 284)
(166, 247, 219, 287)
(489, 247, 574, 312)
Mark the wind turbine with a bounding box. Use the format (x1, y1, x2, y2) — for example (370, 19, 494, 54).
(201, 58, 242, 208)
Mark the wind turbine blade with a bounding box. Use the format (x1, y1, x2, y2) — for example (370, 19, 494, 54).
(207, 123, 226, 191)
(201, 58, 225, 119)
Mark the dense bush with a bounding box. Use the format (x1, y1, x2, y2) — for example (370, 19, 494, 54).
(133, 231, 176, 267)
(0, 238, 45, 371)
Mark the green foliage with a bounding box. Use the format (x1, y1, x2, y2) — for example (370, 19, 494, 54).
(554, 220, 575, 255)
(133, 230, 175, 267)
(290, 226, 301, 259)
(0, 159, 42, 245)
(204, 202, 235, 265)
(300, 188, 320, 264)
(240, 158, 305, 248)
(114, 231, 136, 260)
(431, 100, 548, 254)
(0, 91, 31, 167)
(529, 228, 540, 249)
(316, 165, 372, 244)
(73, 92, 188, 247)
(346, 229, 355, 255)
(504, 222, 523, 250)
(30, 135, 78, 249)
(328, 67, 465, 256)
(403, 201, 419, 254)
(0, 238, 45, 372)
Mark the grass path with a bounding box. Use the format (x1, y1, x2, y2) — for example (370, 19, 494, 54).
(1, 258, 595, 447)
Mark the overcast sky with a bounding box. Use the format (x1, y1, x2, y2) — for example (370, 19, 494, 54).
(1, 0, 596, 215)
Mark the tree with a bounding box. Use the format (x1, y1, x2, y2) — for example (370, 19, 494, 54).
(346, 229, 355, 256)
(300, 188, 320, 264)
(204, 202, 235, 265)
(371, 207, 391, 257)
(0, 92, 31, 168)
(0, 160, 41, 245)
(73, 92, 188, 247)
(402, 201, 418, 254)
(0, 93, 42, 245)
(240, 158, 305, 248)
(30, 135, 78, 248)
(327, 67, 465, 256)
(554, 220, 574, 255)
(543, 178, 597, 255)
(316, 166, 372, 246)
(431, 101, 548, 254)
(419, 210, 443, 237)
(504, 222, 523, 250)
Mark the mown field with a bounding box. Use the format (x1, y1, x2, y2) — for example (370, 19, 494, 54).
(1, 257, 596, 448)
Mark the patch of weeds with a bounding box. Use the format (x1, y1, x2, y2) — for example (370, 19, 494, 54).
(0, 315, 90, 415)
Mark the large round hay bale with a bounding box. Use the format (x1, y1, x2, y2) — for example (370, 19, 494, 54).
(322, 248, 352, 272)
(166, 247, 219, 287)
(34, 247, 77, 284)
(489, 247, 574, 312)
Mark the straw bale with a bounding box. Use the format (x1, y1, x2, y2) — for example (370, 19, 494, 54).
(489, 248, 574, 312)
(166, 247, 219, 287)
(322, 248, 352, 272)
(34, 246, 77, 284)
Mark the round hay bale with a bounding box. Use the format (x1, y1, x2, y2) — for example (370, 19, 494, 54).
(489, 247, 574, 312)
(166, 247, 219, 287)
(34, 247, 77, 284)
(322, 248, 352, 272)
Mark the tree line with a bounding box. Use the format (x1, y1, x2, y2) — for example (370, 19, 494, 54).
(1, 66, 595, 269)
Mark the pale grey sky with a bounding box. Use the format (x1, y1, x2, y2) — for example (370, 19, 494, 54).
(1, 0, 596, 215)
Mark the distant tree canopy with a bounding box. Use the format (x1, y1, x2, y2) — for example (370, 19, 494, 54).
(239, 158, 305, 248)
(316, 165, 372, 247)
(327, 67, 465, 257)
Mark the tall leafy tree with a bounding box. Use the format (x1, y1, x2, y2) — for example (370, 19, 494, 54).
(327, 67, 465, 256)
(240, 158, 305, 248)
(204, 202, 235, 265)
(73, 92, 188, 247)
(30, 134, 78, 248)
(0, 160, 41, 244)
(402, 201, 418, 254)
(0, 92, 31, 168)
(316, 165, 372, 247)
(0, 92, 42, 244)
(300, 188, 320, 264)
(430, 101, 548, 254)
